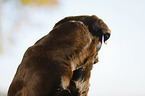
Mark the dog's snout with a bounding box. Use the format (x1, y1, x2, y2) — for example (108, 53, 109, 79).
(98, 29, 111, 43)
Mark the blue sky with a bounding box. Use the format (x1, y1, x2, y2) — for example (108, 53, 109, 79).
(0, 0, 145, 95)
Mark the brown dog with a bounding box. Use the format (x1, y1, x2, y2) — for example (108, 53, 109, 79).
(8, 15, 111, 96)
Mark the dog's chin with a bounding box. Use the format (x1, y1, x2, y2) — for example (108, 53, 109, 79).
(96, 42, 102, 51)
(93, 55, 99, 64)
(93, 41, 102, 64)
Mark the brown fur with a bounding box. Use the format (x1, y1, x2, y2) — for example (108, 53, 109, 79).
(8, 15, 111, 96)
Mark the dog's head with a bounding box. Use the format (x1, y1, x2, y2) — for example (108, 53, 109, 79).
(54, 15, 111, 43)
(54, 15, 111, 64)
(88, 15, 111, 43)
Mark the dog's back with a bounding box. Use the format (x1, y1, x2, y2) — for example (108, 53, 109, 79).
(8, 21, 91, 96)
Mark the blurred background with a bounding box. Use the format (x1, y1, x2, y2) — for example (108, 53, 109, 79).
(0, 0, 145, 96)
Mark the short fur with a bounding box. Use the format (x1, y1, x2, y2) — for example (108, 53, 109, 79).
(8, 15, 111, 96)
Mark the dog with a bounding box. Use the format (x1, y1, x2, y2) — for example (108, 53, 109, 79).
(8, 15, 111, 96)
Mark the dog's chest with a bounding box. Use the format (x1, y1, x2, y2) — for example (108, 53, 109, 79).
(72, 67, 90, 96)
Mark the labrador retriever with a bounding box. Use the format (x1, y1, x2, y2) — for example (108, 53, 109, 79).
(8, 15, 111, 96)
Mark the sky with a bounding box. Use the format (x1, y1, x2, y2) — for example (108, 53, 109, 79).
(0, 0, 145, 96)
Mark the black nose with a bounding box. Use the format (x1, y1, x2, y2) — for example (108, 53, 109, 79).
(97, 29, 111, 43)
(104, 33, 110, 42)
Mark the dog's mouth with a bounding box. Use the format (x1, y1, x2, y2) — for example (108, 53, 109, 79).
(93, 31, 111, 64)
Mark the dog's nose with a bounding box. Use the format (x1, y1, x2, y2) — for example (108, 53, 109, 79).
(98, 29, 111, 43)
(102, 27, 111, 41)
(104, 32, 111, 42)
